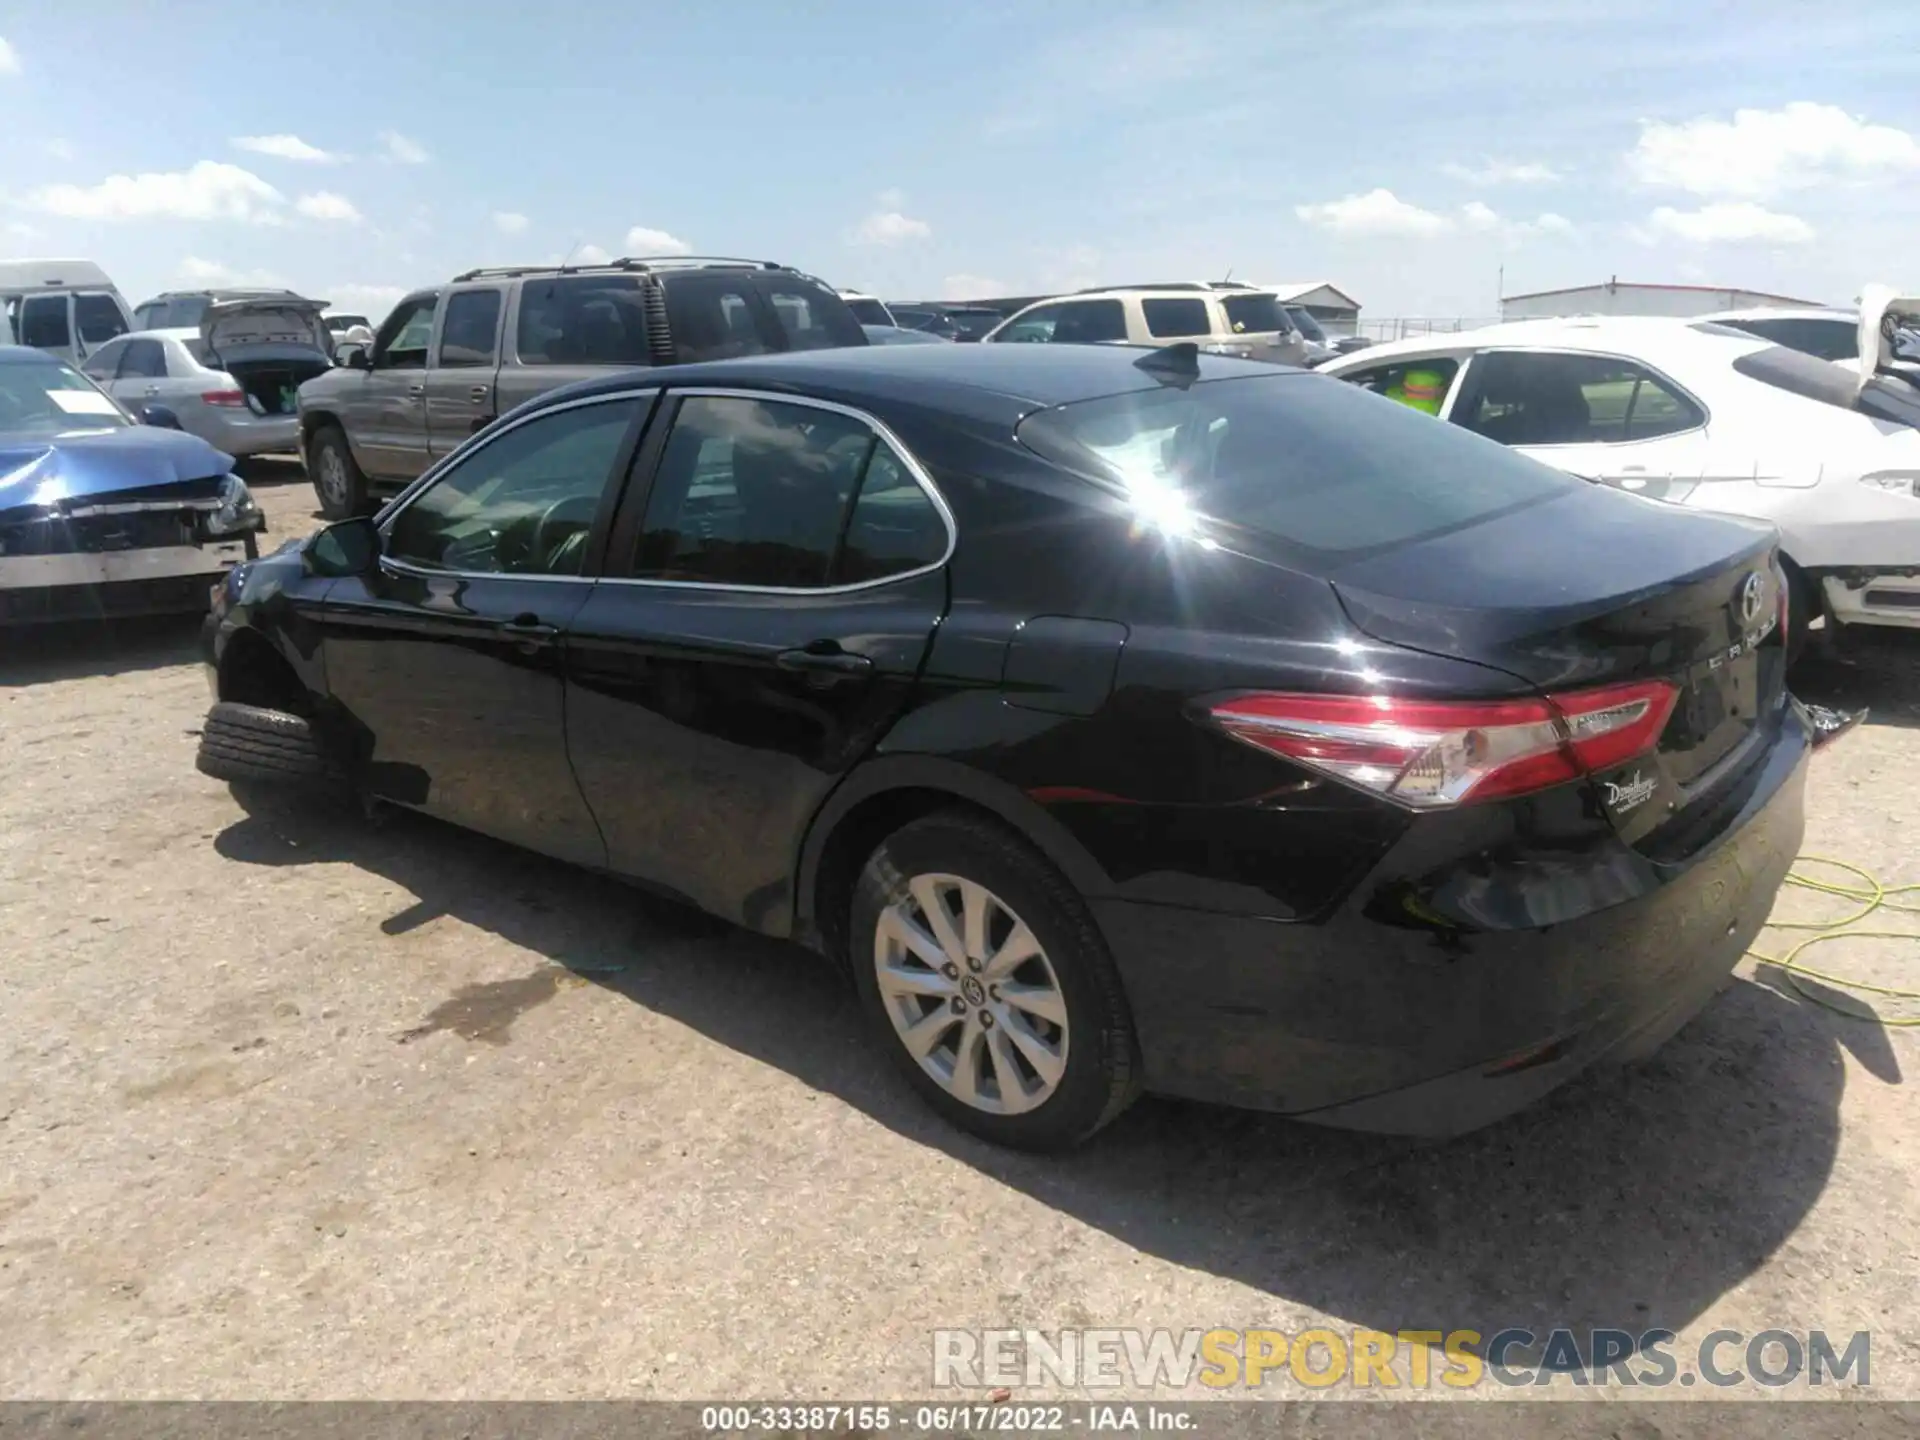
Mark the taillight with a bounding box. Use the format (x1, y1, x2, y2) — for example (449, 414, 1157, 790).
(1775, 563, 1790, 642)
(201, 389, 245, 407)
(1208, 679, 1678, 808)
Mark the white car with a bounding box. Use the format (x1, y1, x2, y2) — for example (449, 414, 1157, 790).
(1319, 295, 1920, 649)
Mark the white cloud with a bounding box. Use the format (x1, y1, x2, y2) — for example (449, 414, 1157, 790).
(1642, 202, 1815, 245)
(1443, 158, 1561, 185)
(26, 160, 285, 224)
(572, 243, 612, 265)
(232, 133, 342, 163)
(0, 36, 19, 75)
(1461, 201, 1502, 231)
(1295, 188, 1453, 237)
(942, 274, 1008, 301)
(625, 225, 691, 255)
(378, 131, 430, 164)
(1629, 102, 1920, 199)
(852, 208, 932, 246)
(176, 256, 289, 287)
(295, 191, 362, 223)
(492, 211, 530, 235)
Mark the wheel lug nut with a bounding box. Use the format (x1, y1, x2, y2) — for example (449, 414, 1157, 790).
(980, 1012, 994, 1029)
(967, 957, 982, 973)
(950, 997, 967, 1015)
(942, 962, 959, 980)
(988, 985, 1000, 1000)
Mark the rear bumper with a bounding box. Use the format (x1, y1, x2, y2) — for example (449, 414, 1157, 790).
(0, 542, 251, 624)
(1093, 710, 1810, 1135)
(194, 413, 301, 458)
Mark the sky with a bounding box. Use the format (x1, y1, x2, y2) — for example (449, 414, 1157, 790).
(3, 0, 1920, 326)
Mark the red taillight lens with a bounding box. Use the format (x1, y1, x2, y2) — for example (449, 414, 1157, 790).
(1208, 679, 1678, 808)
(201, 389, 245, 407)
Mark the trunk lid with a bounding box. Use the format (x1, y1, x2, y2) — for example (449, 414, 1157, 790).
(1326, 483, 1787, 842)
(201, 297, 332, 359)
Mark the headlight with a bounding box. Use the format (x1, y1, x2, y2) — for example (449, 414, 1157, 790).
(1860, 471, 1920, 498)
(207, 473, 264, 535)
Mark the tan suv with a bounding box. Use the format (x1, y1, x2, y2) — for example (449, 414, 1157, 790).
(982, 282, 1308, 365)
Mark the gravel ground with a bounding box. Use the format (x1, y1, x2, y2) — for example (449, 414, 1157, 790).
(1, 467, 1915, 1403)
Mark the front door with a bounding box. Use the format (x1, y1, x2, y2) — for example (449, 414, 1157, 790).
(316, 389, 653, 863)
(565, 389, 953, 931)
(354, 292, 440, 482)
(425, 286, 504, 460)
(1450, 348, 1711, 503)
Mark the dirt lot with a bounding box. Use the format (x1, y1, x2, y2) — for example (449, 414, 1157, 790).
(1, 468, 1916, 1402)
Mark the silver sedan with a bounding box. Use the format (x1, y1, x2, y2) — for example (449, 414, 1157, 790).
(79, 329, 303, 458)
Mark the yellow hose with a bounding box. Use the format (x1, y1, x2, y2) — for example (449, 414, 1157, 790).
(1748, 856, 1920, 1026)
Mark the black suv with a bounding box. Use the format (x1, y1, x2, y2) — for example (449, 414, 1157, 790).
(297, 257, 868, 516)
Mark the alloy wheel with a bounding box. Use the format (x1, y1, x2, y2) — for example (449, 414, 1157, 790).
(315, 446, 347, 508)
(874, 873, 1069, 1115)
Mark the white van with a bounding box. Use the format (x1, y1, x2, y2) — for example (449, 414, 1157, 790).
(0, 259, 135, 365)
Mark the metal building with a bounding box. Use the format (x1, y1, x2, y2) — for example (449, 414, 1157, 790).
(1500, 278, 1826, 321)
(1263, 282, 1362, 335)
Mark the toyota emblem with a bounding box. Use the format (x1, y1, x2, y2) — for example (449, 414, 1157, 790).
(1738, 571, 1765, 625)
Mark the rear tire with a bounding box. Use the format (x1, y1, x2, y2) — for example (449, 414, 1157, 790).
(307, 424, 368, 520)
(196, 702, 338, 788)
(1782, 558, 1816, 671)
(848, 809, 1139, 1151)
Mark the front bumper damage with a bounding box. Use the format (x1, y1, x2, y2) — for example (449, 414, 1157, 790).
(0, 484, 259, 624)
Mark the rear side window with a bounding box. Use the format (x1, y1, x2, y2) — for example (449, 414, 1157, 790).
(1051, 300, 1127, 344)
(1453, 351, 1703, 445)
(74, 293, 128, 346)
(633, 395, 941, 587)
(664, 276, 765, 363)
(121, 339, 167, 378)
(437, 289, 503, 368)
(516, 276, 650, 366)
(19, 295, 71, 349)
(1017, 373, 1583, 564)
(80, 337, 129, 379)
(1142, 298, 1211, 338)
(761, 282, 866, 352)
(1719, 316, 1856, 362)
(842, 296, 893, 325)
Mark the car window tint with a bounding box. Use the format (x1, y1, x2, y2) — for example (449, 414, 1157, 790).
(516, 276, 650, 366)
(385, 398, 640, 575)
(761, 283, 865, 351)
(634, 396, 880, 587)
(1018, 372, 1585, 564)
(74, 293, 128, 346)
(843, 297, 892, 325)
(1142, 298, 1211, 338)
(1722, 316, 1856, 363)
(81, 337, 129, 379)
(1219, 293, 1288, 335)
(835, 445, 947, 583)
(436, 289, 503, 368)
(994, 304, 1064, 343)
(1052, 300, 1127, 344)
(19, 295, 71, 349)
(1455, 352, 1702, 445)
(374, 295, 437, 370)
(121, 339, 167, 379)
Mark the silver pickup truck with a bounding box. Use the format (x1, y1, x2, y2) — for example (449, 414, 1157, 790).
(296, 256, 869, 517)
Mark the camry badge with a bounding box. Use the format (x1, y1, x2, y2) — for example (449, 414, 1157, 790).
(1738, 571, 1765, 626)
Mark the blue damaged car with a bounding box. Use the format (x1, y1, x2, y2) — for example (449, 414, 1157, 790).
(0, 344, 264, 625)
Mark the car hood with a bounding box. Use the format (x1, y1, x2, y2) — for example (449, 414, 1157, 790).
(203, 297, 333, 357)
(0, 426, 233, 513)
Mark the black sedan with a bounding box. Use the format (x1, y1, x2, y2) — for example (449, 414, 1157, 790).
(196, 341, 1820, 1150)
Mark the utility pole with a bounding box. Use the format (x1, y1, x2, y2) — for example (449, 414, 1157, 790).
(1497, 264, 1504, 321)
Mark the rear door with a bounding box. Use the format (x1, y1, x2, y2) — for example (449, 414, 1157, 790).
(564, 388, 953, 928)
(1450, 348, 1710, 502)
(316, 388, 655, 864)
(425, 285, 505, 459)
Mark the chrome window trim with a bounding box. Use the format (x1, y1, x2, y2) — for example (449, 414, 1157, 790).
(597, 385, 957, 597)
(373, 388, 660, 582)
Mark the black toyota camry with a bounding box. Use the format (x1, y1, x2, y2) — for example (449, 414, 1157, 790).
(197, 341, 1826, 1151)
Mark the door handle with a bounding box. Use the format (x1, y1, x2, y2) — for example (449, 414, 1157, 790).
(776, 643, 873, 678)
(406, 383, 425, 397)
(469, 386, 489, 403)
(501, 613, 558, 651)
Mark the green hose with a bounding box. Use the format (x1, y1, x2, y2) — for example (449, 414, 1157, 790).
(1748, 856, 1920, 1026)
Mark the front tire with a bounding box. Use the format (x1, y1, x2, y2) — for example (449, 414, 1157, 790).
(307, 424, 368, 520)
(848, 810, 1139, 1151)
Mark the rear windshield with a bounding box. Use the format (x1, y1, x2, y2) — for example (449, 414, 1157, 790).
(1016, 372, 1582, 563)
(1730, 343, 1920, 429)
(516, 275, 650, 365)
(1221, 294, 1290, 335)
(145, 296, 211, 328)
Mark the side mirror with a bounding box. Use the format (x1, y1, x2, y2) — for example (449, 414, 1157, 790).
(140, 403, 184, 430)
(337, 345, 371, 370)
(304, 515, 381, 577)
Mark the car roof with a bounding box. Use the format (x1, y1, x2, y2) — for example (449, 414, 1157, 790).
(1324, 315, 1772, 368)
(537, 340, 1298, 417)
